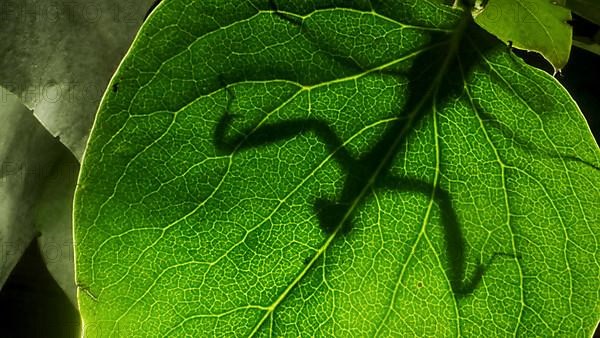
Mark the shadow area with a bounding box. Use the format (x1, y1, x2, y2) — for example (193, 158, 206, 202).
(213, 11, 514, 297)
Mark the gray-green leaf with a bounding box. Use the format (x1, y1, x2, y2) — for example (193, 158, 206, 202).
(34, 149, 80, 305)
(0, 89, 63, 289)
(0, 0, 153, 159)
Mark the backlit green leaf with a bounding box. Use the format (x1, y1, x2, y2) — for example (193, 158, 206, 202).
(75, 0, 600, 336)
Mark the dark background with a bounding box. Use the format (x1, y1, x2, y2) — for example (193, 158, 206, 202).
(0, 13, 598, 338)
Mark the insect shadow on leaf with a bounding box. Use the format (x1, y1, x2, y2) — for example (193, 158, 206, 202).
(213, 10, 517, 297)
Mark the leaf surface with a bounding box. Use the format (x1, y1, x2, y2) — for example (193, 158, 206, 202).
(75, 0, 600, 336)
(472, 0, 572, 70)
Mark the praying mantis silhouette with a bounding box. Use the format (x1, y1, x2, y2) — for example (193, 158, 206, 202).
(213, 3, 517, 297)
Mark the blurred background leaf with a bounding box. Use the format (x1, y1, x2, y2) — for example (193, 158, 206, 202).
(0, 0, 154, 160)
(34, 150, 79, 305)
(0, 89, 62, 291)
(472, 0, 572, 70)
(566, 0, 600, 26)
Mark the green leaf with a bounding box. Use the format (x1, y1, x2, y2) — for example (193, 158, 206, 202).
(472, 0, 572, 70)
(0, 0, 154, 159)
(566, 0, 600, 26)
(75, 0, 600, 336)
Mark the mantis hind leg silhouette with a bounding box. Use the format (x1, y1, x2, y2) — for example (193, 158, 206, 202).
(382, 176, 519, 295)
